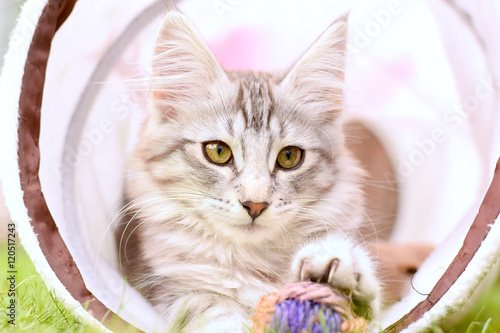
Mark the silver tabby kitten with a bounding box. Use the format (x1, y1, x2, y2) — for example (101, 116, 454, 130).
(117, 8, 381, 332)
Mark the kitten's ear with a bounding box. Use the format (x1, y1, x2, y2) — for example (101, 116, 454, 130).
(150, 10, 226, 119)
(283, 16, 348, 118)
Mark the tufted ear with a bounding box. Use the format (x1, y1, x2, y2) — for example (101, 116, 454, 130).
(150, 10, 226, 119)
(283, 16, 348, 118)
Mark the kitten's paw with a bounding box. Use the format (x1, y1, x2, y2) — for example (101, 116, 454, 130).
(198, 315, 246, 333)
(291, 236, 380, 318)
(192, 304, 247, 333)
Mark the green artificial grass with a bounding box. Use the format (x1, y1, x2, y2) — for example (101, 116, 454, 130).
(1, 242, 499, 332)
(441, 272, 500, 333)
(0, 242, 139, 333)
(0, 242, 91, 332)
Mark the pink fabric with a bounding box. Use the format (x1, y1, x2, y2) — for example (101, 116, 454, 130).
(209, 27, 269, 71)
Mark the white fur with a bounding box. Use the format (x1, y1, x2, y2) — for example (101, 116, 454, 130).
(119, 9, 380, 332)
(292, 235, 380, 318)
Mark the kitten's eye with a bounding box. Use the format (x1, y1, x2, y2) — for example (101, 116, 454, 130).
(276, 146, 303, 169)
(204, 141, 232, 164)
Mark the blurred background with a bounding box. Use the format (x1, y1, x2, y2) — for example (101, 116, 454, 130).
(1, 0, 499, 332)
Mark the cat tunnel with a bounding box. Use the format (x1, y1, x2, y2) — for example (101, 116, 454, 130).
(1, 0, 499, 331)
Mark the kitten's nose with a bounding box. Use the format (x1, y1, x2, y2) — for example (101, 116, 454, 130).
(241, 201, 269, 219)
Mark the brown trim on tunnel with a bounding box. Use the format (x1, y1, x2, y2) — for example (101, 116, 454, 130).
(17, 0, 140, 330)
(15, 0, 500, 332)
(383, 158, 500, 332)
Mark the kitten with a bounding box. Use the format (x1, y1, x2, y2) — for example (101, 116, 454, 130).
(116, 7, 381, 332)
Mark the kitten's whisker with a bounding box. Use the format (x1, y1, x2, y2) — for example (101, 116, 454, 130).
(325, 198, 380, 246)
(96, 195, 170, 272)
(117, 200, 198, 266)
(164, 186, 213, 198)
(276, 224, 292, 247)
(296, 196, 378, 246)
(117, 199, 166, 272)
(297, 207, 351, 240)
(361, 180, 399, 191)
(120, 205, 199, 270)
(284, 222, 306, 237)
(298, 207, 334, 236)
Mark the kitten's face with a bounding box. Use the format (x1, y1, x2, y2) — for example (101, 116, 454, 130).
(129, 12, 359, 244)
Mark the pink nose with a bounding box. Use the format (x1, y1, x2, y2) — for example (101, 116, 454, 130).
(241, 201, 269, 219)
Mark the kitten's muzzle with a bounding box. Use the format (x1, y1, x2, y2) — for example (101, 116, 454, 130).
(241, 201, 269, 220)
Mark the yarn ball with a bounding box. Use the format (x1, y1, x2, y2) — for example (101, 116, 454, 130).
(252, 281, 367, 333)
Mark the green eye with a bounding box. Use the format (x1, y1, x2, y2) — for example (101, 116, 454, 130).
(204, 141, 232, 164)
(277, 146, 303, 169)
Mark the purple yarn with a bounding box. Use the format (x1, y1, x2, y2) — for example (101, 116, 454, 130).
(271, 298, 343, 333)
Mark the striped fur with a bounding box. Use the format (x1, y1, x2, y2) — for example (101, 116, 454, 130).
(116, 9, 380, 332)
